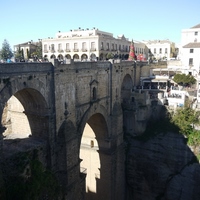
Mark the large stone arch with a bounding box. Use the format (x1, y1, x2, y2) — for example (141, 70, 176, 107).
(120, 74, 135, 136)
(121, 74, 134, 103)
(55, 118, 77, 189)
(78, 104, 109, 138)
(78, 104, 112, 199)
(0, 75, 51, 153)
(1, 88, 49, 140)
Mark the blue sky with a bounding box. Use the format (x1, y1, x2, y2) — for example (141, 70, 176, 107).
(1, 0, 200, 49)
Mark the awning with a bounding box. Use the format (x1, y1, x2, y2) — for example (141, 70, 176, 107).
(151, 79, 168, 82)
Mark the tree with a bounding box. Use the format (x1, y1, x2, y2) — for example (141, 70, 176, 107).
(171, 106, 200, 136)
(173, 73, 196, 86)
(171, 105, 200, 156)
(0, 39, 13, 61)
(106, 52, 114, 60)
(14, 45, 23, 61)
(31, 41, 42, 60)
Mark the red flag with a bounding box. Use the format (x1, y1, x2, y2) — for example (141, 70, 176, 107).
(128, 40, 136, 61)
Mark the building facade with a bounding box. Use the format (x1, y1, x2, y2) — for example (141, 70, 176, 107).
(180, 24, 200, 102)
(143, 39, 176, 61)
(42, 28, 148, 61)
(180, 24, 200, 74)
(14, 41, 39, 61)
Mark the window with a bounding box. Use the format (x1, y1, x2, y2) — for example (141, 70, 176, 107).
(112, 43, 114, 50)
(51, 44, 55, 51)
(92, 87, 96, 100)
(154, 48, 156, 54)
(66, 43, 70, 50)
(190, 49, 194, 53)
(82, 42, 86, 51)
(159, 48, 162, 54)
(119, 45, 121, 51)
(165, 48, 167, 54)
(115, 44, 117, 50)
(106, 43, 109, 50)
(90, 140, 94, 148)
(189, 58, 193, 65)
(74, 43, 78, 51)
(91, 42, 95, 50)
(44, 44, 47, 52)
(58, 43, 62, 51)
(101, 42, 104, 50)
(195, 31, 198, 36)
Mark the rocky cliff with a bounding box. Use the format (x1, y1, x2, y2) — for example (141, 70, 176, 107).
(126, 132, 200, 200)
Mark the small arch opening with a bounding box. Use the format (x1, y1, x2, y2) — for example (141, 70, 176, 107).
(90, 140, 94, 148)
(92, 87, 97, 100)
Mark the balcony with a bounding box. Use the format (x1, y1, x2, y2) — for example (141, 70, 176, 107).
(73, 49, 79, 52)
(65, 49, 70, 52)
(90, 48, 96, 51)
(43, 50, 48, 53)
(58, 49, 64, 53)
(50, 50, 55, 53)
(82, 49, 87, 52)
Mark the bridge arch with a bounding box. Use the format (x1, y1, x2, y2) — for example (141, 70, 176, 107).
(1, 88, 49, 140)
(121, 74, 134, 103)
(78, 104, 111, 199)
(121, 74, 135, 136)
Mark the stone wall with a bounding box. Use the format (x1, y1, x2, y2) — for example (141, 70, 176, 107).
(126, 132, 200, 200)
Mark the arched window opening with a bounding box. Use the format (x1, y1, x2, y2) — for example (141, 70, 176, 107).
(93, 87, 96, 100)
(91, 140, 94, 148)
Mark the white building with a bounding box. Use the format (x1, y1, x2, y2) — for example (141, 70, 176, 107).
(42, 28, 148, 61)
(133, 40, 149, 61)
(180, 24, 200, 102)
(180, 24, 200, 75)
(143, 39, 176, 61)
(14, 41, 39, 61)
(181, 24, 200, 46)
(42, 28, 131, 61)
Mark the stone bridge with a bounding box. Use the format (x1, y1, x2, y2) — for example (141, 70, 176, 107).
(0, 59, 147, 199)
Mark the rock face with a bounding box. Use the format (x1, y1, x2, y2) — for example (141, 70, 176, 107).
(126, 132, 200, 200)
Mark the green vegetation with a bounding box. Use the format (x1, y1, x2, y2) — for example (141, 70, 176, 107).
(106, 53, 114, 59)
(0, 39, 13, 61)
(31, 41, 42, 59)
(135, 103, 200, 159)
(171, 105, 200, 155)
(14, 45, 24, 61)
(173, 73, 196, 86)
(1, 150, 61, 200)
